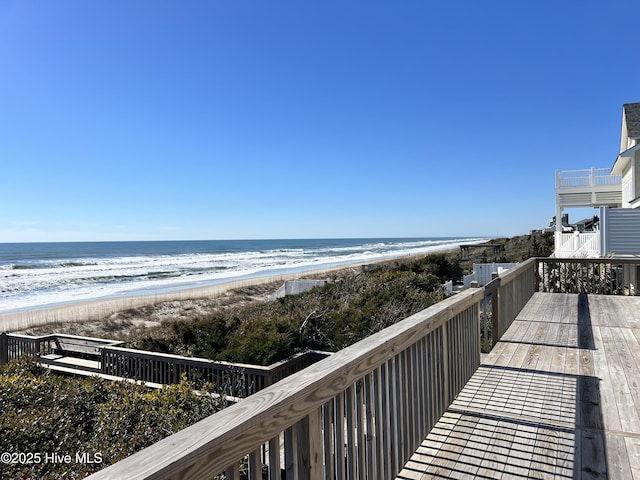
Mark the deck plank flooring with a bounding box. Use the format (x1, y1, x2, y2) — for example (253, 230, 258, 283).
(397, 292, 640, 479)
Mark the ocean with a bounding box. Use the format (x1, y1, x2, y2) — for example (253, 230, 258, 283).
(0, 237, 487, 312)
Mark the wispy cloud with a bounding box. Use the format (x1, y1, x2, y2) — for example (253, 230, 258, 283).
(10, 220, 39, 227)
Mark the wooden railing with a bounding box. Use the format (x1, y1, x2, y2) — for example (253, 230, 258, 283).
(0, 331, 329, 398)
(1, 333, 52, 360)
(537, 257, 640, 295)
(101, 347, 329, 397)
(87, 259, 538, 480)
(0, 333, 123, 363)
(484, 257, 537, 348)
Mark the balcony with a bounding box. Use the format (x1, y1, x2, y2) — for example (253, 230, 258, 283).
(556, 168, 622, 208)
(82, 258, 640, 479)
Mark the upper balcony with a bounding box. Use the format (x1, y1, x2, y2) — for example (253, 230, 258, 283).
(556, 168, 622, 208)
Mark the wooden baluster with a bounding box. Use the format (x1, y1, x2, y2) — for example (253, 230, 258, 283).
(248, 448, 261, 480)
(322, 400, 334, 480)
(307, 408, 323, 480)
(381, 361, 391, 479)
(364, 373, 375, 480)
(355, 379, 365, 479)
(389, 356, 399, 475)
(268, 434, 281, 480)
(345, 385, 356, 479)
(334, 391, 345, 480)
(0, 332, 8, 365)
(225, 462, 240, 480)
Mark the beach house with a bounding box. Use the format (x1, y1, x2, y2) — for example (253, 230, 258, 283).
(554, 102, 640, 258)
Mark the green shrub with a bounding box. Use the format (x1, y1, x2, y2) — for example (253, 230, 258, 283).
(0, 357, 226, 479)
(134, 254, 459, 362)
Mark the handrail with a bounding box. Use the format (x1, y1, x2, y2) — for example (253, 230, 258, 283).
(1, 333, 56, 360)
(537, 257, 640, 295)
(87, 259, 538, 480)
(482, 258, 537, 347)
(556, 168, 621, 188)
(1, 333, 124, 364)
(0, 331, 330, 398)
(100, 346, 330, 397)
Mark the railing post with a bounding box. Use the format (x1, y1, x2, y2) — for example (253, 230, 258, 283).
(0, 332, 8, 365)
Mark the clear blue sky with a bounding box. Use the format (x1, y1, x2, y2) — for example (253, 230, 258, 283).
(1, 1, 638, 242)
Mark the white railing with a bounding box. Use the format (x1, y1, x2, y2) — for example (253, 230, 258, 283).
(556, 168, 621, 189)
(553, 232, 601, 258)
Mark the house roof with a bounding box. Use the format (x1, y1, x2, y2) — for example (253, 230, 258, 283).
(624, 102, 640, 139)
(611, 143, 640, 175)
(612, 142, 640, 175)
(574, 216, 599, 228)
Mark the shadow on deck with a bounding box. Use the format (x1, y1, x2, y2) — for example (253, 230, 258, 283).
(397, 292, 640, 479)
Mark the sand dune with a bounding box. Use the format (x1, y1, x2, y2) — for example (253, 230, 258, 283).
(0, 264, 363, 332)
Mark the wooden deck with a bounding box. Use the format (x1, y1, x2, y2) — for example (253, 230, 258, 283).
(398, 292, 640, 479)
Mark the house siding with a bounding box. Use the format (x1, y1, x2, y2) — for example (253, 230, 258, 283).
(602, 206, 640, 255)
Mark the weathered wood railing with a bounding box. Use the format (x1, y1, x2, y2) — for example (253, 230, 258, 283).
(101, 347, 329, 397)
(0, 331, 329, 398)
(485, 257, 537, 346)
(537, 257, 640, 295)
(87, 259, 538, 480)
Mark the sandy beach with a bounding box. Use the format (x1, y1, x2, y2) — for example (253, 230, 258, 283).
(0, 261, 385, 335)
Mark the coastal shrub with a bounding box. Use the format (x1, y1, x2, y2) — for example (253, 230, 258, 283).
(477, 232, 553, 263)
(223, 317, 295, 365)
(0, 357, 226, 479)
(134, 254, 461, 364)
(400, 254, 463, 282)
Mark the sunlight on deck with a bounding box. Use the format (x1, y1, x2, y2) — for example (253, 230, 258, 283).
(398, 293, 640, 479)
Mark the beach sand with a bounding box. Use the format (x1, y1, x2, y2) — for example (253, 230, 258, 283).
(2, 248, 461, 338)
(0, 263, 374, 336)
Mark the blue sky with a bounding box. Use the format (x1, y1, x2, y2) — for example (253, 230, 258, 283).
(1, 1, 638, 242)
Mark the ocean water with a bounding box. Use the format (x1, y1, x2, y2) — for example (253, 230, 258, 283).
(0, 237, 487, 312)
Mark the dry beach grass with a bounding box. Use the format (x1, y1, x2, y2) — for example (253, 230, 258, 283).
(3, 263, 366, 340)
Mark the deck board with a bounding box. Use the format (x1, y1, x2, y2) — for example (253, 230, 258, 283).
(397, 293, 640, 479)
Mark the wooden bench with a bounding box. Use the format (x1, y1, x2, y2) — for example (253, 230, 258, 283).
(51, 335, 122, 360)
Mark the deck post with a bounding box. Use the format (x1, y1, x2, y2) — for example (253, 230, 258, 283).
(0, 332, 8, 365)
